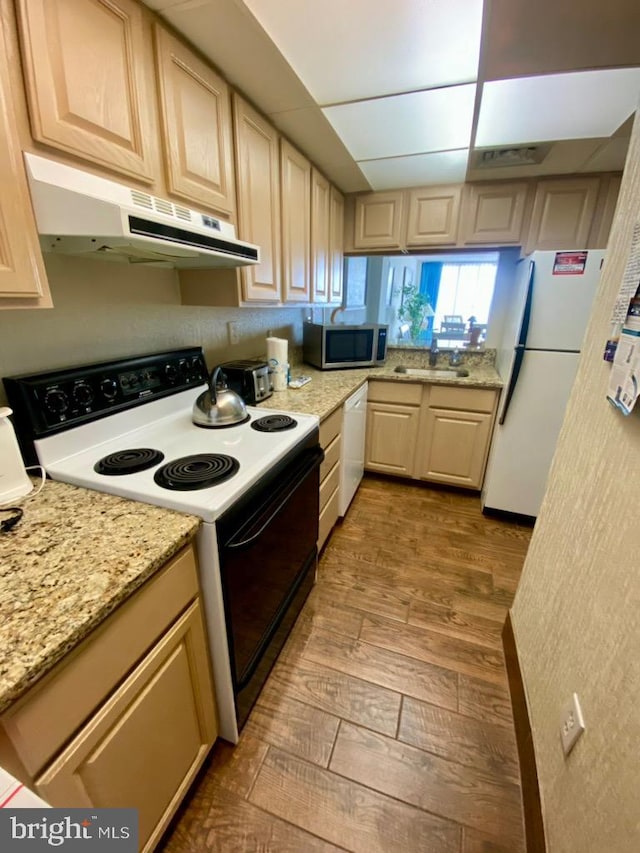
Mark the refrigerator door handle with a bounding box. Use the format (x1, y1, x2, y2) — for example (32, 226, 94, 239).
(517, 261, 535, 347)
(499, 261, 535, 426)
(499, 344, 525, 425)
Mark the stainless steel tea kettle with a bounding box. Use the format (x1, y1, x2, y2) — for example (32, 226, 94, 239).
(192, 366, 249, 428)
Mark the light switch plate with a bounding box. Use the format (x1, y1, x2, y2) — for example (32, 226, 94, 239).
(560, 692, 585, 756)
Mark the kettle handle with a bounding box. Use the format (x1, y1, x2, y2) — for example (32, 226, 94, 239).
(208, 366, 228, 403)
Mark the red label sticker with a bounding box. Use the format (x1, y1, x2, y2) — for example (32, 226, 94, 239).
(553, 251, 587, 275)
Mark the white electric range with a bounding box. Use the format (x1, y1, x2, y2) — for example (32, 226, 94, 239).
(5, 348, 322, 743)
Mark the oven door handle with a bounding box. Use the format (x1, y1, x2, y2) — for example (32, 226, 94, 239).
(225, 447, 324, 550)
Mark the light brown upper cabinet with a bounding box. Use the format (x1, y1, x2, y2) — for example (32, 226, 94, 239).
(354, 191, 405, 249)
(311, 169, 330, 303)
(406, 185, 462, 246)
(0, 12, 50, 308)
(232, 94, 281, 302)
(329, 186, 345, 304)
(154, 26, 235, 216)
(280, 139, 311, 303)
(16, 0, 156, 184)
(462, 182, 529, 244)
(525, 177, 600, 252)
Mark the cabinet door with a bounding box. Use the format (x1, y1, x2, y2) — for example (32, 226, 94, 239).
(155, 25, 235, 215)
(420, 408, 493, 489)
(365, 402, 420, 477)
(0, 14, 51, 307)
(525, 177, 600, 252)
(329, 186, 345, 304)
(354, 191, 404, 249)
(311, 169, 330, 303)
(233, 95, 281, 302)
(463, 182, 528, 244)
(36, 601, 217, 853)
(280, 139, 311, 303)
(406, 185, 462, 246)
(17, 0, 155, 183)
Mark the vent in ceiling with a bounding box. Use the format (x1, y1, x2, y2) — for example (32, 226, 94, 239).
(473, 144, 551, 169)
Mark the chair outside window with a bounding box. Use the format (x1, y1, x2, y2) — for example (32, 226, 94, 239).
(439, 315, 467, 337)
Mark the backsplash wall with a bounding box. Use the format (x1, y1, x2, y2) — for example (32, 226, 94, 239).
(0, 255, 304, 404)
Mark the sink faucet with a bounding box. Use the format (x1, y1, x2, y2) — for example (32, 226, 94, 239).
(429, 336, 439, 367)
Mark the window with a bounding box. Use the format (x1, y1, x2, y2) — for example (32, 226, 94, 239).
(340, 251, 500, 347)
(431, 262, 497, 347)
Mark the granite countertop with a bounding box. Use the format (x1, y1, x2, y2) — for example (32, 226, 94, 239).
(265, 348, 503, 421)
(0, 479, 199, 713)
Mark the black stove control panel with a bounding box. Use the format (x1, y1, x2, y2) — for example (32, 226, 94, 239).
(3, 348, 208, 441)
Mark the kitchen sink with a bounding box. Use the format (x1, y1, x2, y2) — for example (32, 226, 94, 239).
(394, 366, 469, 378)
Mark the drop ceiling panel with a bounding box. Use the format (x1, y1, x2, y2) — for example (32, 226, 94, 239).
(323, 85, 476, 161)
(476, 69, 640, 147)
(243, 0, 483, 104)
(360, 150, 468, 190)
(483, 0, 640, 81)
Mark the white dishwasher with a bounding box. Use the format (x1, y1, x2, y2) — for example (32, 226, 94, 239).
(339, 381, 368, 516)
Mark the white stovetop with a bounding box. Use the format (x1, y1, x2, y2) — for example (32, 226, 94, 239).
(35, 387, 319, 523)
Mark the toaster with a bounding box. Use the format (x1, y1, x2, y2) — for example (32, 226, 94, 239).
(218, 359, 272, 404)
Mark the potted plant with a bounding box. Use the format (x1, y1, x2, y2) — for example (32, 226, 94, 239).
(398, 281, 434, 343)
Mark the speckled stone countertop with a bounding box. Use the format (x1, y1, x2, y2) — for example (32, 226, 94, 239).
(264, 347, 503, 420)
(0, 479, 199, 713)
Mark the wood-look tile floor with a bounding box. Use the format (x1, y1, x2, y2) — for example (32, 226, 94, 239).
(160, 475, 533, 853)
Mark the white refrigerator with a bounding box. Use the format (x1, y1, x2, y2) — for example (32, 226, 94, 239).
(482, 249, 605, 517)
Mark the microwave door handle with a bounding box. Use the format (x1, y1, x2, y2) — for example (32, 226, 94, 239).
(224, 448, 324, 550)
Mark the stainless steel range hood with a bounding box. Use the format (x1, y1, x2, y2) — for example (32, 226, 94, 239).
(24, 153, 260, 269)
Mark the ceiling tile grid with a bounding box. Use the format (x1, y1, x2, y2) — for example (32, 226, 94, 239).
(148, 0, 640, 191)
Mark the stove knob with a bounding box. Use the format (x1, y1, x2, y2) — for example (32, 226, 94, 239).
(100, 378, 118, 401)
(164, 363, 178, 383)
(190, 356, 204, 379)
(44, 388, 69, 414)
(73, 382, 94, 407)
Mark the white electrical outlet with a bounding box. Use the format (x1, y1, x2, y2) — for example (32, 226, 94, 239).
(560, 692, 585, 756)
(227, 321, 240, 345)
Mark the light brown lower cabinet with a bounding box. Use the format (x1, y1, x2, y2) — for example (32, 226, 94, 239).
(0, 544, 217, 853)
(419, 407, 494, 488)
(365, 402, 421, 476)
(364, 380, 498, 490)
(318, 407, 342, 549)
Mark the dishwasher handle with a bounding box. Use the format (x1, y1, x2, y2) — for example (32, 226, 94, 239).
(224, 447, 324, 550)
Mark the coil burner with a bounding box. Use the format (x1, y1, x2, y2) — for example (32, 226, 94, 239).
(251, 415, 297, 433)
(94, 448, 164, 476)
(153, 454, 239, 491)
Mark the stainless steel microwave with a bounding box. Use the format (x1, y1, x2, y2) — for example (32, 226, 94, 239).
(303, 323, 388, 369)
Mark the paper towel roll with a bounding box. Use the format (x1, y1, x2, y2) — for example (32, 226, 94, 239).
(266, 336, 288, 368)
(266, 337, 289, 391)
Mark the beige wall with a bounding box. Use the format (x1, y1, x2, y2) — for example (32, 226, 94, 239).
(511, 110, 640, 851)
(0, 255, 304, 403)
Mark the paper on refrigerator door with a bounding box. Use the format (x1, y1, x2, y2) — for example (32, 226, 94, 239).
(607, 311, 640, 415)
(605, 223, 640, 361)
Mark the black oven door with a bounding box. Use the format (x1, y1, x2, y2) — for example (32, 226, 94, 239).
(216, 435, 323, 726)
